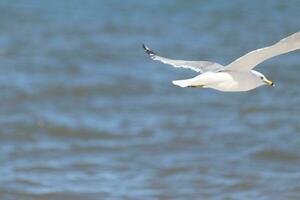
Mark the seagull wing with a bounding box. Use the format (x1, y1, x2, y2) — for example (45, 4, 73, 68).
(225, 31, 300, 72)
(142, 44, 223, 73)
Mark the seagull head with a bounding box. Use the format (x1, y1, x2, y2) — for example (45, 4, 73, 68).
(252, 70, 275, 87)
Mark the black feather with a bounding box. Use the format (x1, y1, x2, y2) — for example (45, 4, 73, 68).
(142, 44, 157, 57)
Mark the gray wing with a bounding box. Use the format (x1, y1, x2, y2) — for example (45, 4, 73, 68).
(142, 44, 223, 73)
(225, 31, 300, 71)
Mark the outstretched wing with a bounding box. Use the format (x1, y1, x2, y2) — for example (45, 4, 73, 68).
(225, 31, 300, 71)
(142, 44, 223, 73)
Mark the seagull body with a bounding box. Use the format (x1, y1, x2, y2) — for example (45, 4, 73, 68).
(172, 70, 266, 92)
(143, 31, 300, 92)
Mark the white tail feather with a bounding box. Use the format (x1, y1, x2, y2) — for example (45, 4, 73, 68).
(172, 79, 193, 87)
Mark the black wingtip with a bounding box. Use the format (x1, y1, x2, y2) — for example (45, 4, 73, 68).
(142, 44, 156, 57)
(142, 43, 147, 50)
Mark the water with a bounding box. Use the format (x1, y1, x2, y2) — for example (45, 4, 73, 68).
(1, 0, 300, 199)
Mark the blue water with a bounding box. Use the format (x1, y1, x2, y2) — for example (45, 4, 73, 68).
(1, 0, 300, 199)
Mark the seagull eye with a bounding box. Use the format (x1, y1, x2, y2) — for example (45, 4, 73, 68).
(260, 77, 264, 80)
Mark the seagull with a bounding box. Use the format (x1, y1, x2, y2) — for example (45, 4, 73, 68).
(143, 31, 300, 92)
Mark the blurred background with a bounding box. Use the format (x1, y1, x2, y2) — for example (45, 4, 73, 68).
(1, 0, 300, 199)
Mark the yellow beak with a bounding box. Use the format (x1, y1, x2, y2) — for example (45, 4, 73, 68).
(265, 79, 275, 87)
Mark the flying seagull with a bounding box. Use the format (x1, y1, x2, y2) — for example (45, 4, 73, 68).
(143, 31, 300, 92)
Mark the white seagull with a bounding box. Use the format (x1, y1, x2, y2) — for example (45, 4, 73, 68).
(143, 31, 300, 92)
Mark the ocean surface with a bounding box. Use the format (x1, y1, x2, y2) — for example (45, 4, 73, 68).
(1, 0, 300, 199)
